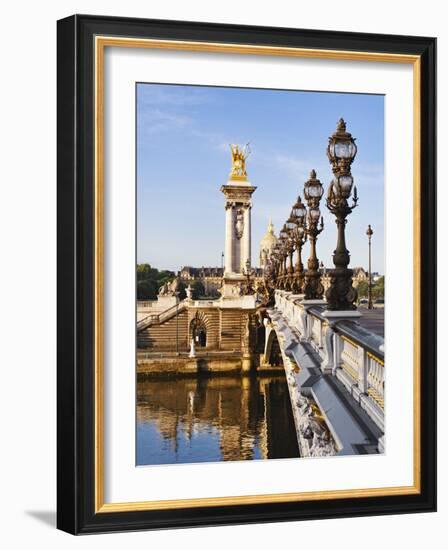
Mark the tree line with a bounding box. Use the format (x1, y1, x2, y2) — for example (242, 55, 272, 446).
(137, 264, 205, 300)
(356, 276, 385, 303)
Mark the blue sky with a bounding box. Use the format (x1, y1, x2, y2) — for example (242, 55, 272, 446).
(137, 83, 384, 274)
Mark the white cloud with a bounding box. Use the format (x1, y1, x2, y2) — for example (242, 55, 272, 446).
(138, 108, 193, 135)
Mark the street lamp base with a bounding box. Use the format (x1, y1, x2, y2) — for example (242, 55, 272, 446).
(324, 268, 358, 311)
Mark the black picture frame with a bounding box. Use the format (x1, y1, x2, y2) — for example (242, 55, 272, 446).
(57, 14, 436, 534)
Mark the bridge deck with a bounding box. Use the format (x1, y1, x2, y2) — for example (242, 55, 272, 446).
(268, 306, 383, 456)
(357, 306, 385, 337)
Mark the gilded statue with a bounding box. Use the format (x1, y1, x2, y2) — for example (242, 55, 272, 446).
(229, 143, 251, 178)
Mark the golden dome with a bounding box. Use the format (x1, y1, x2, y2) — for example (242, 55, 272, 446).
(260, 218, 277, 250)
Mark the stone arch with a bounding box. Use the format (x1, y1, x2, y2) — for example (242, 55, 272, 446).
(190, 311, 211, 348)
(264, 327, 283, 367)
(255, 323, 266, 353)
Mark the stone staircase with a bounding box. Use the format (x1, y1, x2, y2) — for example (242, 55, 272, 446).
(137, 308, 189, 350)
(137, 301, 187, 332)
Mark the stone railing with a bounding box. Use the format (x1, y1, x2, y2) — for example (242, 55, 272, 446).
(137, 301, 188, 332)
(137, 300, 157, 309)
(366, 352, 385, 409)
(191, 299, 220, 308)
(136, 313, 161, 331)
(137, 296, 224, 332)
(273, 290, 385, 432)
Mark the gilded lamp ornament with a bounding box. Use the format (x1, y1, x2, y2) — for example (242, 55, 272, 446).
(325, 118, 359, 311)
(303, 170, 325, 300)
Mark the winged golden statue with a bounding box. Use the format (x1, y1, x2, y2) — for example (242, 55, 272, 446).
(229, 143, 251, 178)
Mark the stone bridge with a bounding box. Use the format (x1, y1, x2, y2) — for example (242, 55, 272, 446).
(136, 290, 385, 458)
(262, 290, 384, 459)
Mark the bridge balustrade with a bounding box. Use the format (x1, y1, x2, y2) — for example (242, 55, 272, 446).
(273, 290, 385, 431)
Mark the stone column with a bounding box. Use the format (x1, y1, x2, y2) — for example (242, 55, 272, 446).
(332, 333, 343, 375)
(242, 205, 251, 271)
(358, 347, 368, 393)
(321, 324, 334, 373)
(225, 203, 233, 274)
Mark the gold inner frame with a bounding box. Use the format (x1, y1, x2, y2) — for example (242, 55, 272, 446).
(94, 36, 421, 513)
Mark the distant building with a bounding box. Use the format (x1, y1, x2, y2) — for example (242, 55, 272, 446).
(259, 218, 277, 270)
(179, 265, 264, 296)
(179, 266, 224, 295)
(352, 267, 369, 286)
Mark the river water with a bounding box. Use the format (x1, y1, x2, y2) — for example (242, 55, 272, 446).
(137, 374, 300, 465)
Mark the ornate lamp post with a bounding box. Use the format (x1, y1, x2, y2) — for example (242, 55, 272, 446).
(366, 224, 374, 309)
(276, 242, 285, 289)
(285, 223, 295, 291)
(242, 258, 255, 295)
(278, 226, 290, 289)
(272, 240, 282, 288)
(325, 118, 359, 311)
(286, 212, 299, 292)
(272, 244, 283, 289)
(303, 170, 325, 300)
(287, 196, 307, 293)
(259, 256, 276, 306)
(269, 244, 279, 287)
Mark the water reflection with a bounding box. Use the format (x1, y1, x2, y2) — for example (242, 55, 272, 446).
(137, 375, 300, 465)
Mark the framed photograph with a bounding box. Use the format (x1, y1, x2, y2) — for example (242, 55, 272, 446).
(57, 14, 436, 534)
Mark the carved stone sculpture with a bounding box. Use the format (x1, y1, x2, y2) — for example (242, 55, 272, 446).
(295, 394, 337, 457)
(158, 277, 181, 297)
(235, 208, 244, 239)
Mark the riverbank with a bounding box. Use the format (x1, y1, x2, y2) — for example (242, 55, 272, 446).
(137, 351, 285, 378)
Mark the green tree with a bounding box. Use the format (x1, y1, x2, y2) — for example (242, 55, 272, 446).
(191, 280, 206, 299)
(372, 276, 385, 300)
(137, 263, 158, 281)
(137, 279, 158, 300)
(356, 280, 369, 299)
(176, 280, 187, 300)
(136, 264, 176, 299)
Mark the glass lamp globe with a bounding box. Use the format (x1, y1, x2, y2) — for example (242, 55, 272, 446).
(292, 197, 307, 223)
(338, 175, 354, 198)
(286, 213, 297, 232)
(304, 170, 324, 202)
(334, 140, 357, 159)
(328, 118, 357, 162)
(306, 183, 323, 198)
